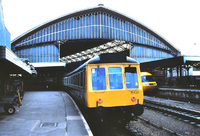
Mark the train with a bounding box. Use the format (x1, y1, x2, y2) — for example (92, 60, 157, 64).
(141, 72, 157, 92)
(63, 53, 144, 124)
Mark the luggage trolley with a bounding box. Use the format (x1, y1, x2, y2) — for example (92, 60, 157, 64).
(0, 89, 22, 115)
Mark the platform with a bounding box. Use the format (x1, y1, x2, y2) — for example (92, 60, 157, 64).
(157, 87, 200, 103)
(159, 87, 200, 92)
(0, 91, 93, 136)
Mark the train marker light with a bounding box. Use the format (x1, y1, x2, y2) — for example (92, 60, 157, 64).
(131, 97, 136, 102)
(98, 99, 103, 104)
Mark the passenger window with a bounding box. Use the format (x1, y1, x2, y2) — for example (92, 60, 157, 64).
(125, 67, 138, 89)
(91, 68, 106, 90)
(108, 67, 123, 90)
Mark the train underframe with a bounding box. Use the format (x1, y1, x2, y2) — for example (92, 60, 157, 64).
(65, 88, 144, 126)
(89, 104, 144, 126)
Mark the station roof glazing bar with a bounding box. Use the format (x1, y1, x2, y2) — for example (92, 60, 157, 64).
(60, 40, 133, 63)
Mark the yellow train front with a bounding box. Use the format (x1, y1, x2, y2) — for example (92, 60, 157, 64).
(141, 72, 157, 92)
(63, 53, 144, 123)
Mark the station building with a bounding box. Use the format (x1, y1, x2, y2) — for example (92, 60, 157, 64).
(11, 5, 200, 89)
(0, 0, 35, 96)
(11, 5, 180, 64)
(0, 0, 10, 48)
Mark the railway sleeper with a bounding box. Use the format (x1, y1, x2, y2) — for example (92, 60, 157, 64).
(144, 102, 200, 127)
(144, 100, 200, 117)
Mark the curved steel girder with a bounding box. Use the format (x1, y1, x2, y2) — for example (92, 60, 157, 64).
(60, 40, 131, 63)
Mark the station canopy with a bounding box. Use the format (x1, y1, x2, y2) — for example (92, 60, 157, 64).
(60, 40, 132, 63)
(0, 46, 36, 75)
(141, 56, 200, 69)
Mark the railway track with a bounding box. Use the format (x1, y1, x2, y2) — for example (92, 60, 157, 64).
(130, 116, 183, 136)
(91, 123, 136, 136)
(66, 90, 137, 136)
(143, 99, 200, 127)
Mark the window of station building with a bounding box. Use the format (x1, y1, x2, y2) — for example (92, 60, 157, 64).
(108, 67, 123, 90)
(125, 67, 138, 89)
(91, 68, 106, 91)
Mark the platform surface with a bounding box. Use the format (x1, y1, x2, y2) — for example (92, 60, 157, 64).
(0, 91, 92, 136)
(158, 87, 200, 92)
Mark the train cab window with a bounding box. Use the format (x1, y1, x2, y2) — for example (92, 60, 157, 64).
(141, 75, 155, 82)
(125, 67, 138, 89)
(91, 68, 106, 90)
(108, 67, 123, 90)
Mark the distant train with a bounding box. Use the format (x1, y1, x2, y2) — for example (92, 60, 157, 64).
(141, 72, 157, 92)
(63, 53, 144, 123)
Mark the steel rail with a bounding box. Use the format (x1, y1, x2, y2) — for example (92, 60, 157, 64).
(144, 99, 200, 127)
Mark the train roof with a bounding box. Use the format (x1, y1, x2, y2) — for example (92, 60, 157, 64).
(66, 53, 139, 76)
(141, 72, 152, 76)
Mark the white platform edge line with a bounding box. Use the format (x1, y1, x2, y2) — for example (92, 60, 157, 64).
(67, 94, 93, 136)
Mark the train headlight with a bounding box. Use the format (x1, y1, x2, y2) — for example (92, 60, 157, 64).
(131, 97, 136, 102)
(98, 99, 103, 104)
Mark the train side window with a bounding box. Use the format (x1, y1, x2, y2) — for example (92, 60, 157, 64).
(91, 68, 106, 90)
(108, 67, 123, 90)
(125, 67, 138, 89)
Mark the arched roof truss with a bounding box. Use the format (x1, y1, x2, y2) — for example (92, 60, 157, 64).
(11, 6, 180, 63)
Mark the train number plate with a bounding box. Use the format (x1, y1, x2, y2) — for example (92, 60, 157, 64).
(131, 90, 139, 94)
